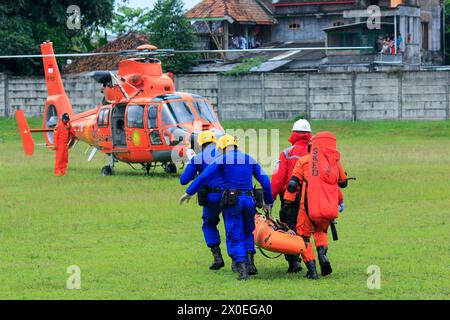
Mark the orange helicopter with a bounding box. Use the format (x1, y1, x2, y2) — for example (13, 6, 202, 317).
(15, 41, 225, 175)
(12, 42, 371, 176)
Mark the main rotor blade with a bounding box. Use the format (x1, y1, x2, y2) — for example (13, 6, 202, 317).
(174, 47, 373, 54)
(0, 52, 122, 59)
(0, 47, 372, 59)
(0, 49, 174, 59)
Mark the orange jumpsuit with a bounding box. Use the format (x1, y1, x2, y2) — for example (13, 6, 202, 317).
(284, 154, 347, 262)
(53, 121, 74, 176)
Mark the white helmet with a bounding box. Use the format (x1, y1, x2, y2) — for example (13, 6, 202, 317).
(292, 119, 311, 132)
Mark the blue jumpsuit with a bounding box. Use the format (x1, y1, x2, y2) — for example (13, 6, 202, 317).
(186, 149, 273, 264)
(180, 144, 225, 248)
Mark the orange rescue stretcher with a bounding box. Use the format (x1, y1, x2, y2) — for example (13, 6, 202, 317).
(254, 214, 306, 255)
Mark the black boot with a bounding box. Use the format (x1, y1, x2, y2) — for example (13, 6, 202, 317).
(317, 246, 332, 276)
(286, 255, 302, 273)
(209, 246, 225, 270)
(305, 260, 319, 280)
(246, 251, 258, 275)
(236, 262, 249, 281)
(231, 261, 238, 273)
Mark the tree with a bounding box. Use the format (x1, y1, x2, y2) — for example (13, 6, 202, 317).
(108, 6, 152, 36)
(0, 0, 115, 75)
(147, 0, 198, 73)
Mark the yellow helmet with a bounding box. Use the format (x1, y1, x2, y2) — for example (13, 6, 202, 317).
(217, 134, 238, 150)
(197, 130, 216, 146)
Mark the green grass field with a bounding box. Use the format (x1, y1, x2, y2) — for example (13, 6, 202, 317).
(0, 117, 449, 299)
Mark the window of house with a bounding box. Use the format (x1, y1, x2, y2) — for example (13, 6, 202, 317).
(333, 21, 346, 27)
(126, 104, 145, 128)
(422, 22, 429, 50)
(288, 20, 302, 30)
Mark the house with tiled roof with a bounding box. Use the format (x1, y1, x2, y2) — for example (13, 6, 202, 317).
(186, 0, 444, 70)
(64, 33, 150, 74)
(186, 0, 276, 51)
(271, 0, 357, 43)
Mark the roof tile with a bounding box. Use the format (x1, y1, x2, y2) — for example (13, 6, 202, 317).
(186, 0, 276, 25)
(64, 33, 150, 74)
(273, 0, 355, 5)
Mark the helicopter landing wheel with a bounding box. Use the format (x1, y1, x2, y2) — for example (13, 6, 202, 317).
(145, 162, 152, 175)
(164, 162, 177, 174)
(102, 165, 113, 176)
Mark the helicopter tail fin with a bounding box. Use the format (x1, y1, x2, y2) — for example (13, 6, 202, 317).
(15, 109, 55, 156)
(40, 41, 71, 99)
(40, 41, 74, 146)
(16, 109, 35, 156)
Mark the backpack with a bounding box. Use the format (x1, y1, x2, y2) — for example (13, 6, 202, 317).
(307, 131, 341, 221)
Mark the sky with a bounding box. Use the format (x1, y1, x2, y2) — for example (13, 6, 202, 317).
(125, 0, 201, 10)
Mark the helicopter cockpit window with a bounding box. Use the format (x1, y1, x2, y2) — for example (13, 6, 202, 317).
(126, 104, 145, 128)
(97, 109, 105, 127)
(147, 105, 158, 129)
(193, 100, 218, 123)
(161, 101, 195, 126)
(98, 108, 110, 128)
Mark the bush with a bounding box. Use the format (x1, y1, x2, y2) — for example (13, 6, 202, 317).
(293, 113, 308, 121)
(221, 57, 262, 76)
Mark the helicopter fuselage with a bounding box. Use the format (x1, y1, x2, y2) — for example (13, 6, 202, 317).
(17, 41, 224, 175)
(69, 92, 224, 164)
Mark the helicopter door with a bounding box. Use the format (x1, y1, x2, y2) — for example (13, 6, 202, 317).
(111, 104, 127, 148)
(147, 104, 163, 146)
(125, 104, 147, 149)
(96, 106, 112, 151)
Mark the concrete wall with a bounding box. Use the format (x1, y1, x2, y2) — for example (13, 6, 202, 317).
(264, 73, 308, 120)
(1, 71, 449, 121)
(175, 74, 218, 106)
(177, 71, 450, 121)
(355, 72, 400, 120)
(402, 71, 448, 119)
(421, 0, 443, 51)
(5, 75, 104, 117)
(0, 73, 6, 117)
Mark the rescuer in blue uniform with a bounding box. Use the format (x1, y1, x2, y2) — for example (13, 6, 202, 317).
(180, 130, 226, 270)
(179, 134, 273, 280)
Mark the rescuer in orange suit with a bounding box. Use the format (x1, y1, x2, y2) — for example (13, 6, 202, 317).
(283, 147, 347, 279)
(53, 113, 75, 176)
(271, 119, 311, 273)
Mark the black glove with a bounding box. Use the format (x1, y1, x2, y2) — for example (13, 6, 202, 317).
(338, 179, 348, 188)
(281, 200, 293, 216)
(263, 204, 272, 216)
